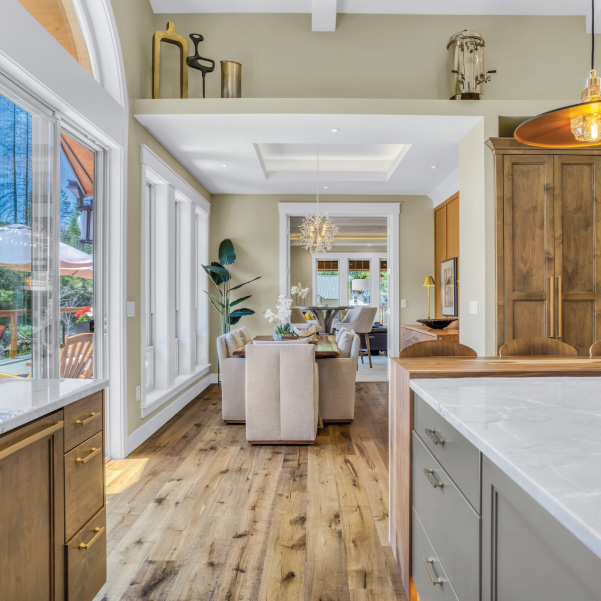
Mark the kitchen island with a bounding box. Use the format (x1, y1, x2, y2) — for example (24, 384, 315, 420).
(389, 357, 601, 600)
(409, 376, 601, 601)
(0, 377, 109, 601)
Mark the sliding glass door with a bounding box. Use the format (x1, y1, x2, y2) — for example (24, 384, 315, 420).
(0, 80, 102, 380)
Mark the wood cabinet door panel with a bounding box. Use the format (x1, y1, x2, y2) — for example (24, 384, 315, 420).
(554, 156, 601, 354)
(502, 156, 555, 343)
(0, 413, 64, 601)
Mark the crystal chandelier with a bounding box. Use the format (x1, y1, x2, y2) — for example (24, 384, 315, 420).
(299, 146, 338, 254)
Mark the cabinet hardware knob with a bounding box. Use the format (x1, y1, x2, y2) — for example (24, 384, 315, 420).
(423, 557, 443, 585)
(425, 428, 445, 445)
(78, 526, 105, 550)
(424, 468, 444, 489)
(75, 447, 101, 464)
(75, 412, 98, 426)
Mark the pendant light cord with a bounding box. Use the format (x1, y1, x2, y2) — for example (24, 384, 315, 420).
(593, 0, 596, 71)
(316, 144, 320, 210)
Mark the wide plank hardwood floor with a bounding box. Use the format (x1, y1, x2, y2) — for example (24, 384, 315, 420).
(95, 382, 407, 601)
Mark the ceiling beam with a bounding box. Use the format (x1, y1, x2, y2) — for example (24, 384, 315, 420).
(312, 0, 337, 32)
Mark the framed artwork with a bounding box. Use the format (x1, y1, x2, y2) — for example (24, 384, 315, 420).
(441, 257, 458, 316)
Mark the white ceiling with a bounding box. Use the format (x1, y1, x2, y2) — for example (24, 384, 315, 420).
(133, 113, 480, 199)
(148, 0, 601, 32)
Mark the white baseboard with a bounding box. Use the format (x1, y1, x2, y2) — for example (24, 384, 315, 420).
(125, 372, 217, 456)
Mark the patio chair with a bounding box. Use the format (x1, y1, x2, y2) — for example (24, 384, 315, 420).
(60, 333, 94, 379)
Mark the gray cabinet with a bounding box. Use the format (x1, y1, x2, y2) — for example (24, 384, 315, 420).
(482, 457, 601, 601)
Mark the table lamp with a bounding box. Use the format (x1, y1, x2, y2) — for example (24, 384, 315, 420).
(352, 278, 370, 303)
(422, 275, 435, 319)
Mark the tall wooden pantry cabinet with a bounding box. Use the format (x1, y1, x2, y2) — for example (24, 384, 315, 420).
(487, 138, 601, 355)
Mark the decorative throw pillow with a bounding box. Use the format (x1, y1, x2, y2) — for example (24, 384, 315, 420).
(336, 329, 355, 358)
(304, 312, 313, 321)
(238, 328, 251, 344)
(225, 331, 243, 356)
(335, 327, 351, 343)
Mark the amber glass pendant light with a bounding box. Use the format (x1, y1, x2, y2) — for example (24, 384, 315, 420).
(515, 0, 601, 148)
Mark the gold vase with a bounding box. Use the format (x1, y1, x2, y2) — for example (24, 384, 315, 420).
(220, 60, 242, 98)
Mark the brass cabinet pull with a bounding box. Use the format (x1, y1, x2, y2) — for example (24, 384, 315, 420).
(75, 412, 99, 426)
(423, 557, 443, 585)
(0, 422, 63, 462)
(75, 447, 101, 464)
(425, 428, 445, 445)
(557, 276, 563, 338)
(78, 526, 105, 550)
(424, 468, 444, 489)
(549, 276, 555, 337)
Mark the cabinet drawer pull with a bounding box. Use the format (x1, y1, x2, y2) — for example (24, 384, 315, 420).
(78, 526, 105, 550)
(424, 468, 444, 488)
(423, 557, 443, 585)
(75, 447, 101, 464)
(425, 428, 445, 445)
(75, 412, 99, 426)
(0, 421, 63, 462)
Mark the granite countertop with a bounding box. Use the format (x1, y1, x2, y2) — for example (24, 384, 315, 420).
(410, 376, 601, 559)
(0, 378, 109, 435)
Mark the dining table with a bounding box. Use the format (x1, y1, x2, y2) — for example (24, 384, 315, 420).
(297, 305, 353, 334)
(232, 334, 340, 357)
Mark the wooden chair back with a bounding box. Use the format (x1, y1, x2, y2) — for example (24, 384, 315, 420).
(399, 340, 477, 358)
(590, 341, 601, 357)
(498, 337, 578, 357)
(60, 333, 94, 379)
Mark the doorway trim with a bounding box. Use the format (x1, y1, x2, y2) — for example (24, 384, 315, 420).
(278, 202, 400, 356)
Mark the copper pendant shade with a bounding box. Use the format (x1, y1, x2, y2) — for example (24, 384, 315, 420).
(515, 0, 601, 148)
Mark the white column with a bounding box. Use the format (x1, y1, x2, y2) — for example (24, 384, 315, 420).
(177, 199, 195, 374)
(196, 209, 209, 366)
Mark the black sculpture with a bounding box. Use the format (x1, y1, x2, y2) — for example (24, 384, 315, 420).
(186, 34, 215, 98)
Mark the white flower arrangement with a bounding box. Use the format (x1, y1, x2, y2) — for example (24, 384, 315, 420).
(264, 294, 293, 335)
(290, 282, 310, 305)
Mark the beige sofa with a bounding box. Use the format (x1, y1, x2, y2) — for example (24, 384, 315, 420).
(317, 329, 360, 422)
(216, 327, 251, 423)
(245, 343, 319, 443)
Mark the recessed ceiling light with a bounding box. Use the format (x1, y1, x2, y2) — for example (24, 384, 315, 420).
(324, 186, 329, 189)
(221, 164, 228, 167)
(430, 165, 437, 169)
(330, 128, 340, 133)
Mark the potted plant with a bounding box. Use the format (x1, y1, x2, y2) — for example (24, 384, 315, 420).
(203, 239, 261, 335)
(264, 294, 293, 340)
(73, 306, 93, 334)
(290, 282, 310, 306)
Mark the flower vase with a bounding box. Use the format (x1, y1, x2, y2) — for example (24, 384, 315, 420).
(273, 332, 283, 341)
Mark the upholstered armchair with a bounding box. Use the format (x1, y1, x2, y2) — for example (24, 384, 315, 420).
(334, 306, 378, 367)
(216, 329, 250, 423)
(245, 343, 319, 443)
(290, 307, 324, 333)
(317, 330, 360, 422)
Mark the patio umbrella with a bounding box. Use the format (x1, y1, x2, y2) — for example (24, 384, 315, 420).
(0, 224, 93, 279)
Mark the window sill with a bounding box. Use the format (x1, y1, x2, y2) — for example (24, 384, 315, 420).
(141, 363, 211, 418)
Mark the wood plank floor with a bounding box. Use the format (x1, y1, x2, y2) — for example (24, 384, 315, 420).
(95, 382, 407, 601)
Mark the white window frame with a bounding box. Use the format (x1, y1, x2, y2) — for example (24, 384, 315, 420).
(140, 146, 210, 417)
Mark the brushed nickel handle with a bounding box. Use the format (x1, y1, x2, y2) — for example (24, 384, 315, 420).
(78, 526, 105, 550)
(557, 275, 562, 338)
(549, 276, 555, 338)
(425, 428, 445, 445)
(423, 557, 443, 585)
(424, 468, 443, 489)
(75, 447, 100, 464)
(75, 412, 99, 426)
(0, 422, 63, 462)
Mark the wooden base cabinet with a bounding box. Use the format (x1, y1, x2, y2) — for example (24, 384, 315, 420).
(487, 139, 601, 355)
(0, 412, 65, 601)
(0, 391, 106, 601)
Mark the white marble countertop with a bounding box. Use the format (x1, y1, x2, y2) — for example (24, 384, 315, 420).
(410, 376, 601, 559)
(0, 378, 109, 435)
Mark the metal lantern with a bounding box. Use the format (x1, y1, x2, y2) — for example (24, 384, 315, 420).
(447, 30, 496, 100)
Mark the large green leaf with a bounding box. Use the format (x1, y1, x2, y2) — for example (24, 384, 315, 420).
(230, 276, 261, 291)
(203, 262, 231, 285)
(207, 292, 225, 308)
(229, 315, 242, 326)
(230, 308, 255, 318)
(219, 239, 236, 266)
(208, 297, 223, 316)
(230, 295, 251, 307)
